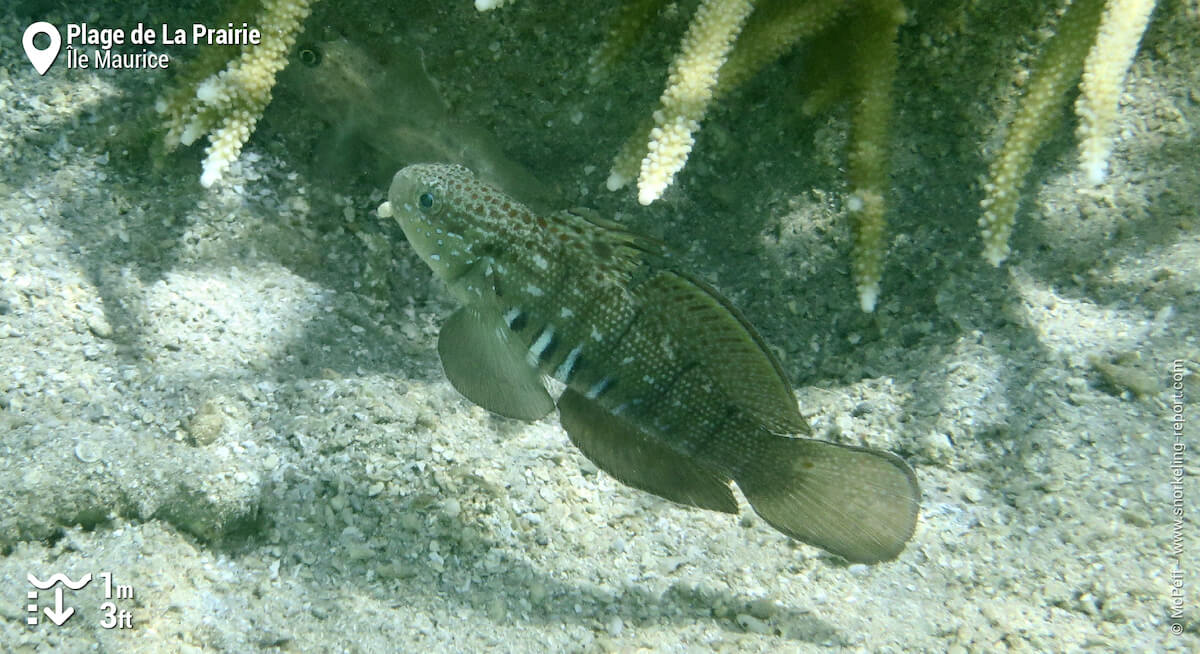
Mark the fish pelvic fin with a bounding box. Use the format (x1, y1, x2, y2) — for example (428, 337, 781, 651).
(736, 437, 920, 564)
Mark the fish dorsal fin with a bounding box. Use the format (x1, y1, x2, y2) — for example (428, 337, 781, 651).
(558, 389, 738, 513)
(645, 271, 808, 434)
(556, 209, 672, 260)
(562, 207, 626, 233)
(438, 306, 555, 421)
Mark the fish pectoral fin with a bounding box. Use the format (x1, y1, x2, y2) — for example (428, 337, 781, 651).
(438, 306, 555, 421)
(557, 389, 737, 513)
(736, 437, 920, 564)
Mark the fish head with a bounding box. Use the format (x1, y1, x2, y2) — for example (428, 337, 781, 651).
(384, 163, 501, 284)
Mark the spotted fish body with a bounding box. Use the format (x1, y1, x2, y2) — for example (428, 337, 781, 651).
(379, 163, 919, 563)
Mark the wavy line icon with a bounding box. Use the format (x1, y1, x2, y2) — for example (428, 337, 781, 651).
(27, 573, 92, 590)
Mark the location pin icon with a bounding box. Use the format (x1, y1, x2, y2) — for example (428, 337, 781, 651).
(23, 22, 62, 76)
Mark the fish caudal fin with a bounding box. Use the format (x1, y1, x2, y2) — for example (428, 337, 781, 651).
(736, 437, 919, 563)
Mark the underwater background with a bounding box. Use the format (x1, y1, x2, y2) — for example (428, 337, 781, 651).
(1, 0, 1196, 651)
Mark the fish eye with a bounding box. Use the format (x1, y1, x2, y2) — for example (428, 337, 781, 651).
(297, 44, 322, 67)
(418, 192, 435, 211)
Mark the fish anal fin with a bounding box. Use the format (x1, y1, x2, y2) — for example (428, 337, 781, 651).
(558, 389, 737, 514)
(438, 307, 555, 421)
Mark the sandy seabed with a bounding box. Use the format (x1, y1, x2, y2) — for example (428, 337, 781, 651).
(1, 1, 1197, 651)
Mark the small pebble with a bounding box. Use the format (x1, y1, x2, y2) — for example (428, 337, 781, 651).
(74, 440, 102, 463)
(748, 598, 778, 620)
(1088, 355, 1160, 398)
(86, 312, 113, 339)
(735, 613, 771, 635)
(188, 399, 226, 446)
(528, 581, 547, 605)
(487, 597, 506, 621)
(923, 432, 953, 453)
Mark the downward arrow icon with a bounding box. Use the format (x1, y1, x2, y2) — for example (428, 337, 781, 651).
(43, 588, 74, 625)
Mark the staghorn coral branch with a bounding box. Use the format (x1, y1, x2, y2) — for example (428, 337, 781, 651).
(846, 0, 905, 313)
(604, 0, 903, 310)
(716, 0, 848, 96)
(589, 0, 672, 79)
(1076, 0, 1157, 185)
(475, 0, 517, 10)
(636, 0, 756, 206)
(597, 0, 1161, 307)
(980, 0, 1156, 267)
(153, 0, 1166, 312)
(978, 0, 1106, 267)
(159, 0, 316, 188)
